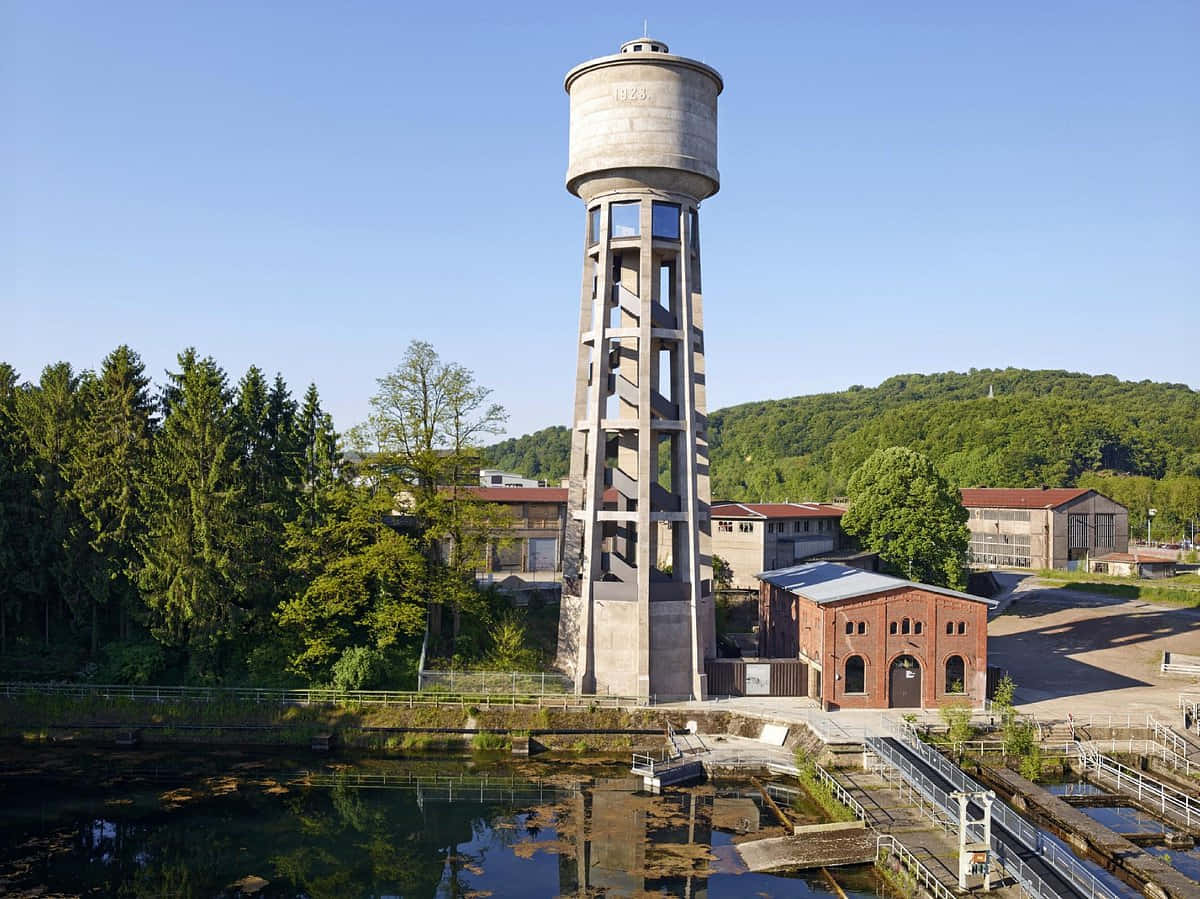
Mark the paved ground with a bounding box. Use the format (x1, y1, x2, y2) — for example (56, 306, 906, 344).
(987, 575, 1200, 722)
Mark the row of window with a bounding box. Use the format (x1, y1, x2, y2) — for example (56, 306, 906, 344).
(970, 508, 1031, 522)
(717, 518, 836, 534)
(588, 201, 699, 245)
(888, 618, 924, 635)
(766, 519, 834, 534)
(843, 654, 967, 695)
(846, 618, 970, 637)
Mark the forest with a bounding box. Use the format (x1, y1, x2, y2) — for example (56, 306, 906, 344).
(486, 369, 1200, 539)
(0, 342, 518, 687)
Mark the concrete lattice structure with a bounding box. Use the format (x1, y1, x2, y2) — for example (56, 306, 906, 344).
(556, 37, 721, 700)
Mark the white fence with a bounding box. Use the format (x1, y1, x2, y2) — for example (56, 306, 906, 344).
(876, 834, 958, 899)
(1076, 742, 1200, 831)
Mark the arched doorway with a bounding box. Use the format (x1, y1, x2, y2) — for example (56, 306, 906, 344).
(889, 655, 922, 708)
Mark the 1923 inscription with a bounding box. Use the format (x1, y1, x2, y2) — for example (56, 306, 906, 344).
(615, 85, 649, 102)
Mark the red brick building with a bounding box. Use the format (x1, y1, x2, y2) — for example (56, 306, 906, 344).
(757, 562, 993, 710)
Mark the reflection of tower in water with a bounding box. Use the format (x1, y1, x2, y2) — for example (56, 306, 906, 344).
(556, 779, 714, 897)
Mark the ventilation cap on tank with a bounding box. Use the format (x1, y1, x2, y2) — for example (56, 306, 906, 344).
(619, 37, 669, 54)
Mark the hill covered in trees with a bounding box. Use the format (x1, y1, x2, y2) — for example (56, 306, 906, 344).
(486, 369, 1200, 537)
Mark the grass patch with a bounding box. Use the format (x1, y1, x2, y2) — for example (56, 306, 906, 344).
(1060, 581, 1200, 607)
(471, 731, 510, 751)
(793, 754, 856, 823)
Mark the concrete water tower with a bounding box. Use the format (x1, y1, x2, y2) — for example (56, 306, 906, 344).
(556, 36, 721, 700)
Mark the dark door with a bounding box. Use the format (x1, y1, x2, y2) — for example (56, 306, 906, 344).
(889, 655, 922, 708)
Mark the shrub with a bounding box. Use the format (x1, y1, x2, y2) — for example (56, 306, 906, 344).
(939, 702, 975, 745)
(99, 641, 167, 685)
(330, 646, 386, 692)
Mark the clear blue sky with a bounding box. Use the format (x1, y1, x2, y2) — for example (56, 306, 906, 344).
(4, 1, 1197, 439)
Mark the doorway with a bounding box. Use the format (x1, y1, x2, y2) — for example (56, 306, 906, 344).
(889, 655, 922, 708)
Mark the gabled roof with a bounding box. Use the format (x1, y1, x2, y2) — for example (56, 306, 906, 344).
(711, 501, 845, 520)
(959, 488, 1091, 510)
(756, 561, 995, 607)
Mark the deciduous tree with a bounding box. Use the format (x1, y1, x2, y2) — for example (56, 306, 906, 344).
(841, 446, 969, 589)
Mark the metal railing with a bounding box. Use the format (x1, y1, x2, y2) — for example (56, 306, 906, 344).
(877, 716, 1120, 899)
(417, 670, 574, 695)
(811, 763, 867, 821)
(1076, 742, 1200, 831)
(1162, 651, 1200, 677)
(295, 770, 581, 803)
(875, 834, 958, 899)
(1147, 717, 1197, 776)
(0, 681, 643, 709)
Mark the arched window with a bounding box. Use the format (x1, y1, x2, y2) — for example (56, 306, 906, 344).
(914, 621, 923, 635)
(845, 655, 865, 694)
(889, 621, 898, 635)
(946, 621, 954, 635)
(946, 655, 965, 693)
(845, 620, 853, 635)
(958, 621, 967, 635)
(857, 621, 866, 635)
(901, 618, 911, 635)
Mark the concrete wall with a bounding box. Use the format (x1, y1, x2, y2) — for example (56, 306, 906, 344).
(713, 522, 764, 589)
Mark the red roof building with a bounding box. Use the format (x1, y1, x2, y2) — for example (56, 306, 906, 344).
(710, 502, 849, 590)
(961, 487, 1129, 571)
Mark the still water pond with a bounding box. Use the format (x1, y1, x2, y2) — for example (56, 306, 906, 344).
(0, 746, 884, 898)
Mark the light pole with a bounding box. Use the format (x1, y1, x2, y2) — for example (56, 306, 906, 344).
(1147, 508, 1157, 546)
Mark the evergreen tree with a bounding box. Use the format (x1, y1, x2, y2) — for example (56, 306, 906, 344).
(14, 363, 86, 647)
(68, 346, 155, 651)
(841, 446, 970, 589)
(295, 383, 339, 528)
(138, 350, 244, 676)
(0, 364, 38, 653)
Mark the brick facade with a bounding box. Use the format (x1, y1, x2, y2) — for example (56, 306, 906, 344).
(759, 581, 988, 710)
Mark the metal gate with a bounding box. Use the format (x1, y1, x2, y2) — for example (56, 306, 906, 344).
(704, 659, 807, 697)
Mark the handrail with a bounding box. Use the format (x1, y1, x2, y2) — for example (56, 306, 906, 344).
(878, 717, 1120, 899)
(1075, 741, 1200, 830)
(0, 681, 646, 709)
(812, 763, 867, 821)
(876, 834, 957, 899)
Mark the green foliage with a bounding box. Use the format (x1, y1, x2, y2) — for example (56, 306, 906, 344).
(939, 702, 975, 744)
(98, 640, 167, 685)
(330, 646, 387, 692)
(841, 446, 969, 588)
(1019, 743, 1044, 780)
(485, 611, 539, 671)
(992, 674, 1017, 712)
(704, 369, 1199, 501)
(485, 426, 572, 482)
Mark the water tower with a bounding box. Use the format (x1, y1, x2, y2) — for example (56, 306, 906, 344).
(556, 37, 721, 700)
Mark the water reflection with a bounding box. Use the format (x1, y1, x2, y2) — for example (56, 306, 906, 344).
(0, 747, 878, 897)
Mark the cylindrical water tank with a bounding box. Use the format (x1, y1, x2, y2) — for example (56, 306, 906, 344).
(564, 38, 722, 202)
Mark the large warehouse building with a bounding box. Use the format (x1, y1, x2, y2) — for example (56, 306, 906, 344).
(961, 487, 1129, 571)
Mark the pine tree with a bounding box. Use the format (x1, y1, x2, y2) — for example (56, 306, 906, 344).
(68, 346, 154, 651)
(0, 363, 39, 654)
(138, 350, 244, 675)
(14, 363, 85, 647)
(296, 383, 339, 528)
